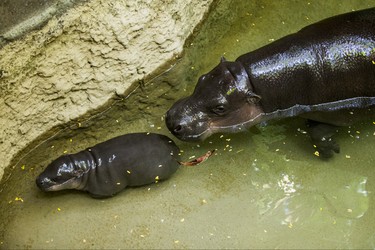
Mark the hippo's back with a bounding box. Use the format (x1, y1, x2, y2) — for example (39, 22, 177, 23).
(237, 7, 375, 113)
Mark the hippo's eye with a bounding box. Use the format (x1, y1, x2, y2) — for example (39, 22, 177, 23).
(211, 105, 227, 115)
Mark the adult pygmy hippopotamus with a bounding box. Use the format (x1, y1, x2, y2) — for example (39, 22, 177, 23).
(166, 8, 375, 158)
(36, 133, 214, 198)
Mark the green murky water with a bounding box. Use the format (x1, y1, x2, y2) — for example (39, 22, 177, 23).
(1, 0, 375, 249)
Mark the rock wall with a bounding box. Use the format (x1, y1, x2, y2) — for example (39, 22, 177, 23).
(0, 0, 214, 181)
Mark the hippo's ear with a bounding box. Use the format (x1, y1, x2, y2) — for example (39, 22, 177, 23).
(246, 91, 261, 104)
(220, 56, 227, 63)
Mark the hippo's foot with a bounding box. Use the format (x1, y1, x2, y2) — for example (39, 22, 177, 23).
(306, 120, 340, 158)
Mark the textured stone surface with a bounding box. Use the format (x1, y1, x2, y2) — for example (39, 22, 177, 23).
(0, 0, 213, 181)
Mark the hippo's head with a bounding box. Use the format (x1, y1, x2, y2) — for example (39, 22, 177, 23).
(36, 155, 85, 192)
(166, 58, 264, 141)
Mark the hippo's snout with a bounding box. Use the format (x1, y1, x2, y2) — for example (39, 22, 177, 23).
(166, 98, 210, 141)
(165, 104, 194, 140)
(35, 176, 45, 190)
(36, 176, 56, 191)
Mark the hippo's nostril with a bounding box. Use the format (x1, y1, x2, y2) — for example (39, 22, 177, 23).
(36, 178, 44, 189)
(174, 125, 182, 133)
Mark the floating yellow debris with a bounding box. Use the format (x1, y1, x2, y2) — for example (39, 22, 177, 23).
(345, 155, 351, 159)
(15, 197, 24, 202)
(226, 88, 236, 95)
(314, 151, 320, 157)
(57, 207, 61, 212)
(21, 165, 25, 170)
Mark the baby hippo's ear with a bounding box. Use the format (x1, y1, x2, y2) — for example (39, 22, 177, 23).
(246, 91, 261, 104)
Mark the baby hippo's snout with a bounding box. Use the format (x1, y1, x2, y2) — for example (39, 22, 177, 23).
(36, 176, 47, 190)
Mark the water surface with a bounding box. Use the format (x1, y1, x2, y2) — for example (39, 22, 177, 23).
(1, 0, 375, 249)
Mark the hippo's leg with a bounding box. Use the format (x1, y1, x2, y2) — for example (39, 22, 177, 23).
(302, 107, 375, 158)
(306, 120, 340, 158)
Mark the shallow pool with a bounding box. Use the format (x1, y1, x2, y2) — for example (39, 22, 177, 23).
(1, 0, 375, 248)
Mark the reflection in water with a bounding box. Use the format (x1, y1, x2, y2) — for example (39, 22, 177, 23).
(277, 173, 297, 195)
(323, 177, 369, 219)
(262, 174, 369, 231)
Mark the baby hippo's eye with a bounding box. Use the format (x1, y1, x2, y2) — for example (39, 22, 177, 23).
(211, 105, 227, 115)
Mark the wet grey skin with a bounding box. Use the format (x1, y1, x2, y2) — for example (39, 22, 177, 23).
(166, 7, 375, 158)
(36, 133, 181, 198)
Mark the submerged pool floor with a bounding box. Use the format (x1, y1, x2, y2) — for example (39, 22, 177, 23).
(1, 0, 375, 249)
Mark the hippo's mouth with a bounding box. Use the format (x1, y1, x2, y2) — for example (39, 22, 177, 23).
(172, 121, 250, 141)
(36, 176, 80, 192)
(172, 127, 212, 141)
(177, 111, 263, 141)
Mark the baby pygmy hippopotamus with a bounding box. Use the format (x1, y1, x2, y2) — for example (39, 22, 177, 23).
(36, 133, 213, 198)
